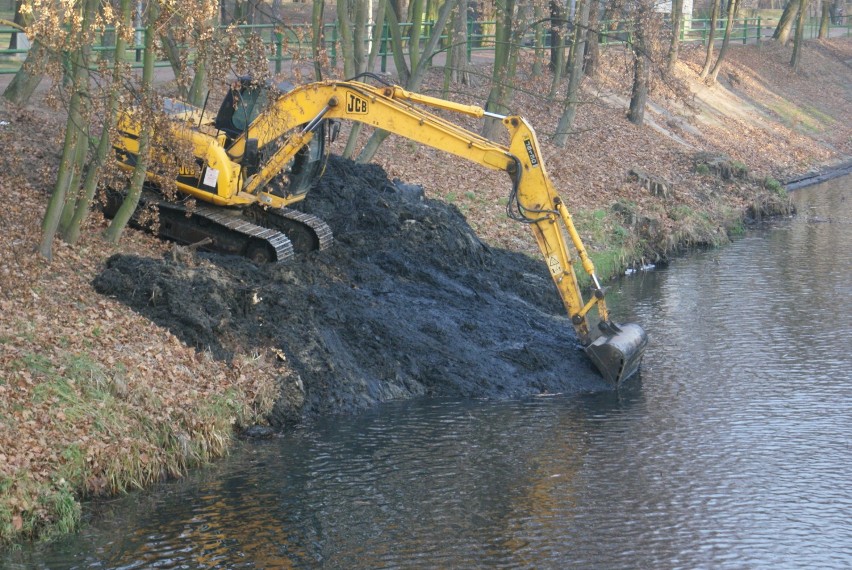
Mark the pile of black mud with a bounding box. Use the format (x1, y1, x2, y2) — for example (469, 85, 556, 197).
(94, 156, 607, 425)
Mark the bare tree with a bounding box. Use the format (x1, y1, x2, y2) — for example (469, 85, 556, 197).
(628, 11, 649, 125)
(584, 0, 601, 76)
(443, 0, 472, 96)
(554, 0, 590, 145)
(818, 0, 830, 38)
(773, 0, 798, 44)
(312, 0, 326, 80)
(62, 0, 134, 246)
(39, 0, 98, 260)
(667, 0, 684, 73)
(699, 0, 722, 79)
(357, 0, 458, 161)
(706, 0, 740, 84)
(790, 0, 809, 70)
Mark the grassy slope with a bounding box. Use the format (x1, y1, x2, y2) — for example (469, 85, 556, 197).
(0, 37, 850, 546)
(369, 40, 851, 278)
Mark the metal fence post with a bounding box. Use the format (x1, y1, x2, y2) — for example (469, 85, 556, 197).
(275, 30, 283, 73)
(331, 23, 337, 67)
(381, 21, 388, 73)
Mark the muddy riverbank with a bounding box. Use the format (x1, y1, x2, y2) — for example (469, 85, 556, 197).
(93, 156, 606, 425)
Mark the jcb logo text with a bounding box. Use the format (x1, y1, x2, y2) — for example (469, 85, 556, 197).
(347, 93, 369, 114)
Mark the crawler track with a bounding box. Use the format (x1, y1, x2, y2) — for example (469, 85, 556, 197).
(104, 189, 334, 262)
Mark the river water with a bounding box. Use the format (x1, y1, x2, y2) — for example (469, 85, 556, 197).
(4, 177, 851, 569)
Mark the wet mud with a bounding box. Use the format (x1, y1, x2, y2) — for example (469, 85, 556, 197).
(93, 157, 606, 424)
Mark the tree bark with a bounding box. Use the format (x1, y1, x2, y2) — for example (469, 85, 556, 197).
(311, 0, 325, 80)
(104, 4, 157, 245)
(554, 0, 590, 146)
(336, 0, 356, 78)
(409, 0, 424, 72)
(584, 0, 600, 76)
(443, 0, 471, 92)
(773, 0, 798, 44)
(482, 0, 520, 140)
(63, 0, 133, 246)
(627, 12, 648, 126)
(353, 0, 370, 74)
(708, 0, 739, 83)
(699, 0, 721, 79)
(667, 0, 684, 73)
(548, 0, 567, 97)
(39, 0, 98, 259)
(790, 0, 808, 70)
(818, 0, 830, 38)
(384, 0, 411, 84)
(549, 0, 567, 72)
(3, 40, 48, 104)
(357, 0, 457, 162)
(7, 0, 30, 50)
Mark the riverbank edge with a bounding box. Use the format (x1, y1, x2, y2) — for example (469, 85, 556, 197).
(2, 39, 851, 548)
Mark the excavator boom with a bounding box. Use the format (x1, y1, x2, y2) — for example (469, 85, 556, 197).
(114, 78, 647, 383)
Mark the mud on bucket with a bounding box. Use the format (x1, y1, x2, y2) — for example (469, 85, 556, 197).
(585, 322, 648, 385)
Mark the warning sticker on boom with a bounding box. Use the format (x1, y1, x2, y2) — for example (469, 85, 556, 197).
(547, 254, 562, 276)
(523, 138, 539, 168)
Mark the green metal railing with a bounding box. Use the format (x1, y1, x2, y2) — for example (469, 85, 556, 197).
(1, 15, 850, 76)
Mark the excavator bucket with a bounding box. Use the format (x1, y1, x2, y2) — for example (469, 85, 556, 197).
(585, 323, 648, 384)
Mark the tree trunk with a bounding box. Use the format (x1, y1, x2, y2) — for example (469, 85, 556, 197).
(62, 0, 133, 246)
(58, 126, 90, 236)
(409, 0, 424, 72)
(7, 0, 30, 50)
(444, 0, 471, 88)
(384, 0, 411, 84)
(790, 0, 808, 70)
(312, 0, 325, 80)
(3, 40, 48, 104)
(554, 0, 590, 146)
(104, 4, 157, 245)
(818, 0, 830, 38)
(773, 0, 798, 43)
(353, 0, 370, 74)
(627, 14, 648, 126)
(482, 0, 519, 140)
(667, 0, 684, 73)
(336, 0, 356, 78)
(708, 0, 739, 83)
(357, 0, 457, 162)
(699, 0, 721, 79)
(367, 0, 388, 72)
(532, 0, 546, 76)
(39, 0, 98, 260)
(549, 0, 567, 73)
(342, 0, 374, 158)
(584, 0, 600, 76)
(548, 0, 567, 97)
(160, 30, 186, 98)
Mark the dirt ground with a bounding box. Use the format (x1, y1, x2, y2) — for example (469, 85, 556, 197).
(93, 156, 606, 425)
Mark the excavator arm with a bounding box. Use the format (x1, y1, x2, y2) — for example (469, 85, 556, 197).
(227, 80, 647, 383)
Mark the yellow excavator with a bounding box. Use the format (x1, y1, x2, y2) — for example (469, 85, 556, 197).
(111, 76, 648, 384)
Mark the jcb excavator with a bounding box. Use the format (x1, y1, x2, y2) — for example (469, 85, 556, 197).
(111, 76, 647, 384)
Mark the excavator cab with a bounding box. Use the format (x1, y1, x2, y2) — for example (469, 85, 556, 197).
(214, 78, 326, 199)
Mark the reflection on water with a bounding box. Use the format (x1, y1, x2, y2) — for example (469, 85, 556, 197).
(5, 177, 851, 569)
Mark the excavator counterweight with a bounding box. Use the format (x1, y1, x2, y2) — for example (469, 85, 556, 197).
(112, 77, 647, 383)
